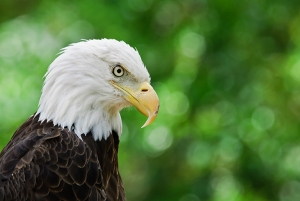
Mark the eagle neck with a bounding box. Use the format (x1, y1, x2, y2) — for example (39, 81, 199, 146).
(37, 103, 123, 141)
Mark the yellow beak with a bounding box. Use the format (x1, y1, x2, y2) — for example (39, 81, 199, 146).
(110, 81, 159, 128)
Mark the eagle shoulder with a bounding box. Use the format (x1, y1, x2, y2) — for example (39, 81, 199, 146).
(0, 115, 106, 201)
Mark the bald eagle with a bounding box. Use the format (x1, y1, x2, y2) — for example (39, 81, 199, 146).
(0, 39, 159, 201)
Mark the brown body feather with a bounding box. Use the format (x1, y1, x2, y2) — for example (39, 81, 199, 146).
(0, 114, 125, 201)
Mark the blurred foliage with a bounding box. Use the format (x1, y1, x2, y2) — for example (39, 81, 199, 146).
(1, 0, 300, 200)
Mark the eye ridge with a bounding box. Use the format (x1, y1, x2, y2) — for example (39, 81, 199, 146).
(113, 65, 125, 77)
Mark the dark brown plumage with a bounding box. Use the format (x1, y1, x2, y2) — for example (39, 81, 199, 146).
(0, 114, 125, 201)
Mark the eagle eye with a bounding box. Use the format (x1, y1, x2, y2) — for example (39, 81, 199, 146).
(112, 65, 124, 77)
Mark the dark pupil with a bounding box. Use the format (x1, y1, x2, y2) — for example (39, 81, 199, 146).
(117, 69, 122, 74)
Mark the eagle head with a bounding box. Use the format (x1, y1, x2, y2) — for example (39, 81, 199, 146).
(37, 39, 159, 140)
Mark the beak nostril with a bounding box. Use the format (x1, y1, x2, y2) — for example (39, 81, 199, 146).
(141, 89, 148, 92)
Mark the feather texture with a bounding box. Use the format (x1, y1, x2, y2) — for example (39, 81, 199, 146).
(0, 114, 125, 201)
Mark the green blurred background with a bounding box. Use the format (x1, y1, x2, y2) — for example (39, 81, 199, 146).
(0, 0, 300, 200)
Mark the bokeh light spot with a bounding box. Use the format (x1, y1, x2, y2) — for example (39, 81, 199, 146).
(215, 101, 236, 126)
(290, 59, 300, 84)
(187, 142, 212, 168)
(143, 126, 173, 156)
(0, 32, 23, 58)
(166, 92, 189, 116)
(211, 173, 241, 200)
(284, 146, 300, 175)
(179, 31, 206, 58)
(218, 137, 242, 162)
(252, 106, 275, 131)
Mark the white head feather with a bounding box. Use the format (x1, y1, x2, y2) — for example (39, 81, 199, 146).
(37, 39, 150, 140)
